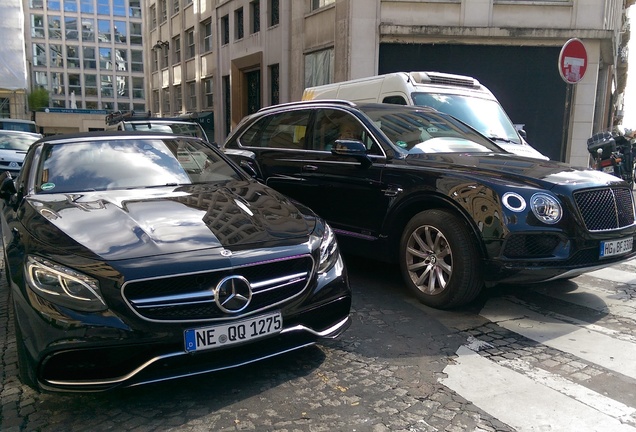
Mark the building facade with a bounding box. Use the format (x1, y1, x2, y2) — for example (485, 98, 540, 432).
(146, 0, 631, 166)
(22, 0, 145, 116)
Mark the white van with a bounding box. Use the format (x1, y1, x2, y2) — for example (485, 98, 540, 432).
(302, 71, 548, 160)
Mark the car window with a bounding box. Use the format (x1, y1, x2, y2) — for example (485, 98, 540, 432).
(359, 105, 501, 153)
(411, 93, 520, 143)
(35, 138, 242, 193)
(240, 110, 310, 149)
(312, 109, 381, 154)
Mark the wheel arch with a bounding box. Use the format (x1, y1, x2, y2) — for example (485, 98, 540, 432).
(383, 192, 488, 263)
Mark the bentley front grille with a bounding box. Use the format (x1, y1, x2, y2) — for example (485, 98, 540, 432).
(573, 187, 635, 232)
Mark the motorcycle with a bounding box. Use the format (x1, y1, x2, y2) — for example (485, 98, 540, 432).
(587, 130, 635, 189)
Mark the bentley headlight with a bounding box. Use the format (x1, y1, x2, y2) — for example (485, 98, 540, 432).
(318, 223, 339, 273)
(530, 193, 562, 224)
(26, 255, 106, 312)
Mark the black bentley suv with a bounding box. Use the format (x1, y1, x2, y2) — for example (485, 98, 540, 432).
(221, 100, 636, 309)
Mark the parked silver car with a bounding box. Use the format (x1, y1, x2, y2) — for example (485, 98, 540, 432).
(0, 130, 41, 176)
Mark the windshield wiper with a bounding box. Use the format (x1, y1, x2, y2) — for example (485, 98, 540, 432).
(488, 136, 513, 143)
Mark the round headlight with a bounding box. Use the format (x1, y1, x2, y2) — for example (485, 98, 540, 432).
(530, 193, 562, 224)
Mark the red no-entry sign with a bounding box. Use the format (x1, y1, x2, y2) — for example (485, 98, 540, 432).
(558, 38, 588, 84)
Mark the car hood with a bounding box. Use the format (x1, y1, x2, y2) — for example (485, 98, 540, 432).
(405, 152, 621, 189)
(22, 181, 316, 261)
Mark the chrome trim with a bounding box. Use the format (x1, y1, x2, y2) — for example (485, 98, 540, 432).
(42, 316, 351, 389)
(122, 254, 314, 323)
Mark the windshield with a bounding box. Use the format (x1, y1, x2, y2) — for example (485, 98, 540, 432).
(411, 93, 521, 144)
(359, 105, 504, 154)
(36, 138, 242, 193)
(0, 132, 40, 151)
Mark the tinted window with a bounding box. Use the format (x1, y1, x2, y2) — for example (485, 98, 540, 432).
(240, 110, 310, 149)
(0, 121, 38, 133)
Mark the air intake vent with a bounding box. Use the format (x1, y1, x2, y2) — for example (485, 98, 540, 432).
(410, 71, 480, 89)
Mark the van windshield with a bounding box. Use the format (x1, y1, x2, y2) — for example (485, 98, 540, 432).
(411, 93, 521, 144)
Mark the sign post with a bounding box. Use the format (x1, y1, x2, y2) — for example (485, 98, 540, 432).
(558, 38, 588, 84)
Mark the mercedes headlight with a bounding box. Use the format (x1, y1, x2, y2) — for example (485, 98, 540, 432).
(26, 255, 106, 312)
(318, 223, 339, 273)
(530, 193, 562, 224)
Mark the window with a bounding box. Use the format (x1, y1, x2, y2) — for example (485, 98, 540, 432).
(304, 48, 334, 88)
(0, 99, 9, 118)
(113, 0, 125, 16)
(31, 14, 45, 38)
(162, 45, 169, 68)
(50, 44, 63, 67)
(30, 0, 44, 9)
(33, 43, 46, 66)
(116, 75, 128, 96)
(187, 81, 196, 111)
(129, 0, 141, 18)
(99, 47, 112, 70)
(80, 0, 93, 13)
(174, 85, 182, 113)
(186, 28, 195, 59)
(48, 0, 61, 10)
(48, 16, 62, 39)
(203, 77, 213, 109)
(114, 20, 127, 43)
(65, 17, 78, 40)
(66, 45, 80, 68)
(132, 77, 144, 99)
(250, 1, 260, 34)
(97, 0, 109, 14)
(115, 48, 127, 71)
(162, 88, 170, 114)
(35, 71, 48, 89)
(241, 110, 311, 150)
(85, 74, 97, 96)
(83, 47, 96, 69)
(235, 8, 244, 40)
(69, 74, 82, 97)
(131, 50, 143, 72)
(98, 19, 111, 42)
(82, 18, 95, 42)
(311, 0, 334, 11)
(220, 15, 229, 45)
(202, 20, 212, 52)
(160, 0, 167, 23)
(150, 5, 157, 30)
(51, 72, 64, 95)
(64, 0, 77, 12)
(173, 0, 179, 15)
(130, 22, 142, 44)
(101, 75, 113, 97)
(153, 90, 159, 114)
(173, 35, 181, 63)
(152, 50, 158, 72)
(270, 63, 279, 105)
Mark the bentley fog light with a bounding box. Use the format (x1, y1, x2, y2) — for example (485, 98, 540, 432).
(318, 223, 339, 273)
(530, 193, 562, 224)
(26, 255, 106, 311)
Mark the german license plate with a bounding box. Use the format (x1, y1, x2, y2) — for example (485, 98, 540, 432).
(602, 166, 614, 174)
(600, 237, 633, 258)
(184, 312, 282, 353)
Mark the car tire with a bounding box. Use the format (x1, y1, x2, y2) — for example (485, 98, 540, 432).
(13, 303, 38, 390)
(399, 209, 483, 309)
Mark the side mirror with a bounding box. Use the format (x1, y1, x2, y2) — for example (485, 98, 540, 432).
(0, 172, 16, 200)
(332, 139, 372, 167)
